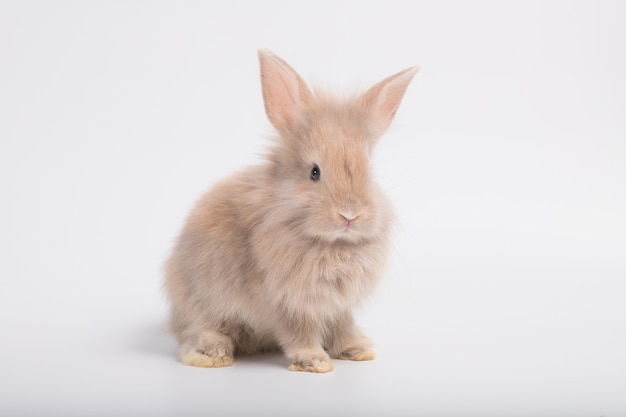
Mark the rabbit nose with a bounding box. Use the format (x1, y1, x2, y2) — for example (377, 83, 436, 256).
(339, 212, 358, 222)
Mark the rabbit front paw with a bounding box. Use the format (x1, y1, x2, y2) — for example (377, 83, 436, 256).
(334, 346, 376, 361)
(288, 352, 334, 373)
(179, 340, 234, 368)
(180, 349, 234, 368)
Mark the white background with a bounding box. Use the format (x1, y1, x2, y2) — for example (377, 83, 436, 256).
(1, 1, 625, 416)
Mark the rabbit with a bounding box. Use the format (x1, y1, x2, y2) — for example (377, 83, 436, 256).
(164, 49, 419, 373)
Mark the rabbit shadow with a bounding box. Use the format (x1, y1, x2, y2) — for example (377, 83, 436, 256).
(132, 322, 288, 369)
(235, 352, 289, 369)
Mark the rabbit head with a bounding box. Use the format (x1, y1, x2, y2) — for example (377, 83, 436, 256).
(258, 49, 419, 244)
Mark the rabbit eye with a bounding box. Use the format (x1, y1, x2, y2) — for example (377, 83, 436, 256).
(310, 164, 320, 181)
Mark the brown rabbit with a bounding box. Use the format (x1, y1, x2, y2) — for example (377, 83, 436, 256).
(164, 49, 419, 373)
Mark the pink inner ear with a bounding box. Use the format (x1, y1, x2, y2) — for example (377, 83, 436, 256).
(376, 89, 402, 119)
(259, 51, 312, 134)
(363, 66, 420, 135)
(270, 73, 299, 127)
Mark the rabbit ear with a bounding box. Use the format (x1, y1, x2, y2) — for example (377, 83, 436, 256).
(362, 65, 420, 135)
(258, 49, 313, 133)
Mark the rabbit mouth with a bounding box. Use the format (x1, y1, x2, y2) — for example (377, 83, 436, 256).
(341, 218, 358, 233)
(306, 222, 363, 242)
(335, 220, 367, 241)
(303, 210, 375, 242)
(338, 211, 362, 232)
(340, 219, 352, 233)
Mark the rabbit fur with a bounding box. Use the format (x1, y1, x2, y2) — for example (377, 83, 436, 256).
(164, 49, 419, 373)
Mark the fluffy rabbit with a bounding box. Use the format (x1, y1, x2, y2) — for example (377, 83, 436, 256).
(164, 49, 419, 373)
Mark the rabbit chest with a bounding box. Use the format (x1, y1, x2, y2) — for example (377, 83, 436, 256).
(256, 238, 384, 316)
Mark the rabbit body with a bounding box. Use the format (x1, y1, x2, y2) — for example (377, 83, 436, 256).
(164, 50, 418, 373)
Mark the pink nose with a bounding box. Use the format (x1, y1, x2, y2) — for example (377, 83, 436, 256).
(339, 212, 357, 222)
(339, 212, 360, 232)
